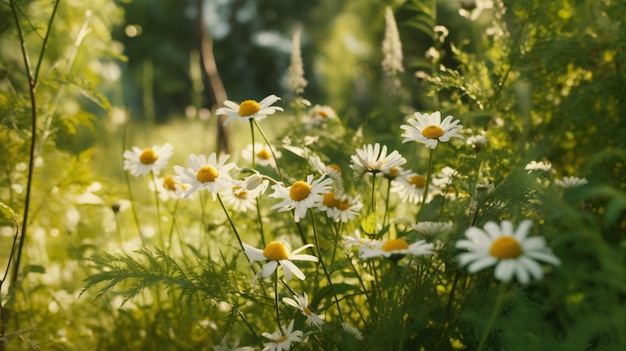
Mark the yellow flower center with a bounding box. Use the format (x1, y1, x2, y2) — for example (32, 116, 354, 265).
(323, 192, 339, 208)
(263, 242, 290, 261)
(303, 306, 313, 315)
(139, 149, 158, 165)
(385, 167, 401, 179)
(232, 185, 248, 199)
(196, 165, 218, 183)
(489, 236, 523, 259)
(337, 199, 350, 211)
(163, 176, 178, 191)
(422, 125, 445, 139)
(318, 110, 329, 118)
(409, 175, 426, 189)
(276, 336, 289, 343)
(256, 147, 272, 160)
(328, 164, 342, 173)
(289, 181, 312, 201)
(382, 238, 409, 252)
(239, 100, 260, 117)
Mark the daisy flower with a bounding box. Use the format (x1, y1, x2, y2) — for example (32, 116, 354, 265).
(308, 155, 343, 191)
(358, 238, 434, 260)
(456, 220, 561, 284)
(123, 143, 173, 177)
(173, 153, 236, 200)
(391, 172, 437, 204)
(242, 143, 281, 168)
(153, 175, 188, 201)
(466, 130, 488, 150)
(413, 221, 453, 237)
(269, 174, 333, 222)
(343, 229, 376, 250)
(211, 337, 254, 351)
(221, 175, 269, 212)
(525, 160, 552, 172)
(283, 292, 325, 328)
(262, 320, 303, 351)
(401, 111, 464, 149)
(306, 104, 337, 125)
(319, 192, 363, 223)
(216, 95, 283, 125)
(350, 143, 406, 179)
(243, 241, 318, 281)
(555, 176, 588, 188)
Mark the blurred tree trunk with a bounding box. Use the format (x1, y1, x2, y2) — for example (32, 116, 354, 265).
(196, 0, 229, 154)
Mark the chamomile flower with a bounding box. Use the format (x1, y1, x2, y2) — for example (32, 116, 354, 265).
(466, 130, 488, 150)
(306, 104, 337, 125)
(262, 320, 303, 351)
(555, 176, 588, 188)
(216, 94, 283, 125)
(221, 175, 269, 212)
(283, 292, 325, 328)
(243, 241, 318, 281)
(350, 143, 406, 179)
(269, 174, 333, 222)
(525, 160, 552, 172)
(456, 220, 561, 284)
(211, 337, 254, 351)
(153, 176, 188, 201)
(320, 192, 363, 223)
(343, 229, 376, 250)
(358, 238, 434, 260)
(123, 143, 173, 177)
(391, 172, 436, 204)
(413, 221, 453, 237)
(308, 155, 343, 191)
(173, 153, 236, 200)
(401, 111, 464, 149)
(242, 143, 281, 168)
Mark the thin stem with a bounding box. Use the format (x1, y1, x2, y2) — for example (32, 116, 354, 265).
(370, 175, 377, 213)
(252, 119, 283, 182)
(34, 0, 61, 83)
(255, 198, 266, 247)
(311, 209, 344, 322)
(418, 148, 435, 221)
(383, 177, 392, 229)
(150, 172, 163, 246)
(477, 284, 507, 351)
(216, 193, 246, 255)
(249, 119, 256, 170)
(274, 271, 283, 333)
(122, 126, 145, 245)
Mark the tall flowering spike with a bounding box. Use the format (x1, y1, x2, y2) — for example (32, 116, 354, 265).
(286, 27, 308, 95)
(382, 7, 404, 77)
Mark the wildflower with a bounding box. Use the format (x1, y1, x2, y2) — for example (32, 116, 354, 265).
(341, 322, 364, 340)
(525, 160, 552, 172)
(456, 220, 561, 284)
(459, 0, 494, 21)
(174, 153, 236, 200)
(153, 176, 188, 201)
(243, 241, 318, 281)
(401, 111, 464, 149)
(555, 176, 588, 188)
(123, 143, 173, 177)
(211, 337, 254, 351)
(221, 175, 269, 212)
(283, 292, 325, 328)
(216, 95, 283, 125)
(382, 7, 404, 76)
(269, 174, 333, 222)
(391, 172, 436, 204)
(432, 167, 458, 189)
(308, 155, 343, 191)
(320, 192, 363, 223)
(343, 229, 376, 250)
(466, 130, 488, 150)
(306, 104, 337, 125)
(358, 238, 434, 260)
(350, 143, 406, 179)
(413, 221, 453, 236)
(286, 28, 307, 95)
(262, 320, 303, 351)
(242, 143, 281, 168)
(434, 25, 449, 43)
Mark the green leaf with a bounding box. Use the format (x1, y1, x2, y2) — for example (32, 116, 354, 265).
(28, 265, 46, 274)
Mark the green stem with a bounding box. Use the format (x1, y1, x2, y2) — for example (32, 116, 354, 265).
(216, 193, 246, 255)
(150, 171, 163, 246)
(311, 210, 344, 322)
(249, 119, 256, 170)
(122, 125, 145, 245)
(370, 174, 377, 213)
(274, 271, 284, 333)
(477, 284, 507, 351)
(253, 120, 284, 182)
(34, 0, 61, 83)
(418, 148, 435, 221)
(383, 177, 392, 229)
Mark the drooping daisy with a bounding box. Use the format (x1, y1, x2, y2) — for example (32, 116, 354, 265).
(173, 153, 236, 200)
(262, 320, 303, 351)
(221, 175, 269, 212)
(306, 104, 337, 125)
(243, 241, 318, 281)
(456, 220, 561, 284)
(269, 174, 333, 222)
(555, 176, 588, 188)
(283, 292, 325, 328)
(358, 238, 434, 260)
(401, 111, 464, 149)
(308, 155, 344, 191)
(319, 191, 363, 223)
(350, 143, 407, 179)
(391, 172, 437, 204)
(211, 337, 254, 351)
(123, 143, 173, 177)
(216, 95, 283, 125)
(413, 221, 453, 237)
(242, 143, 281, 168)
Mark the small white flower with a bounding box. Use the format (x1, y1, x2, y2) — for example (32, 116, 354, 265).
(243, 241, 318, 281)
(308, 155, 343, 191)
(555, 176, 588, 188)
(123, 143, 173, 177)
(401, 111, 464, 149)
(343, 230, 376, 250)
(358, 238, 434, 260)
(174, 153, 236, 200)
(216, 95, 283, 125)
(456, 220, 561, 284)
(270, 174, 333, 222)
(466, 130, 488, 149)
(459, 0, 494, 21)
(211, 337, 254, 351)
(350, 143, 406, 179)
(262, 320, 303, 351)
(306, 104, 337, 125)
(283, 292, 325, 328)
(525, 160, 552, 172)
(152, 176, 188, 201)
(413, 221, 453, 236)
(319, 192, 363, 223)
(242, 143, 281, 168)
(391, 172, 437, 204)
(221, 176, 269, 212)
